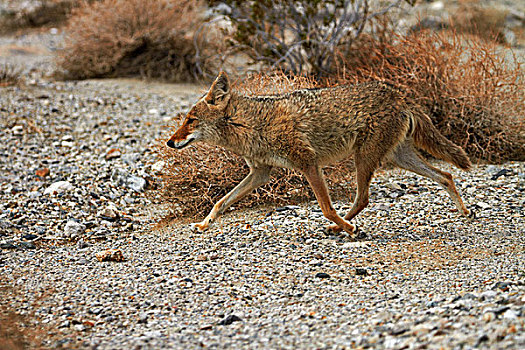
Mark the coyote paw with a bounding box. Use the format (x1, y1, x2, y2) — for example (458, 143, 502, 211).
(324, 223, 359, 240)
(190, 221, 210, 232)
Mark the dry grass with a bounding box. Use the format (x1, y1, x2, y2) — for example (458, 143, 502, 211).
(56, 0, 216, 82)
(152, 72, 355, 221)
(0, 63, 22, 86)
(342, 26, 524, 162)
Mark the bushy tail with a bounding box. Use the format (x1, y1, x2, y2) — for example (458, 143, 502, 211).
(411, 111, 472, 170)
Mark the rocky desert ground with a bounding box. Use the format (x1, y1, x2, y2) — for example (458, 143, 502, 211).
(1, 0, 524, 349)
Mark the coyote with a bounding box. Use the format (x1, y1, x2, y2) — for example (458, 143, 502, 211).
(167, 72, 472, 238)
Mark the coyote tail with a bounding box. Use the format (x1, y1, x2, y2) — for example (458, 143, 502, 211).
(409, 110, 472, 171)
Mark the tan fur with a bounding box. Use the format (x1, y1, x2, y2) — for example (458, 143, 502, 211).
(167, 72, 472, 238)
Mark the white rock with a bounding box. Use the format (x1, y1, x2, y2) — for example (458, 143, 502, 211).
(98, 204, 119, 219)
(430, 1, 444, 10)
(11, 125, 24, 135)
(126, 176, 147, 192)
(503, 309, 519, 319)
(476, 201, 491, 209)
(64, 220, 86, 236)
(151, 160, 165, 172)
(44, 181, 74, 195)
(148, 108, 159, 115)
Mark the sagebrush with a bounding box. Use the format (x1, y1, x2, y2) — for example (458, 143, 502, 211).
(56, 0, 215, 82)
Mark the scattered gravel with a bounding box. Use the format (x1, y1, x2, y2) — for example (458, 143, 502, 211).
(1, 78, 524, 349)
(1, 0, 524, 346)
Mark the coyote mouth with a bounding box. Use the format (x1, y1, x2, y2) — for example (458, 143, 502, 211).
(167, 136, 195, 149)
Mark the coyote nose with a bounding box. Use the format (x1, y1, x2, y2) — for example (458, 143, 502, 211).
(166, 140, 175, 148)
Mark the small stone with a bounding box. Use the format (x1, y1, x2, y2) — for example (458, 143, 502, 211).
(430, 1, 444, 10)
(19, 241, 36, 250)
(491, 169, 512, 180)
(35, 168, 50, 178)
(315, 272, 331, 279)
(22, 233, 38, 241)
(475, 334, 489, 346)
(356, 268, 369, 276)
(73, 324, 85, 332)
(98, 205, 119, 221)
(126, 176, 147, 192)
(77, 240, 91, 249)
(44, 181, 74, 195)
(476, 201, 490, 209)
(462, 293, 477, 300)
(493, 281, 511, 291)
(105, 148, 121, 160)
(11, 125, 24, 135)
(503, 309, 519, 319)
(0, 242, 17, 249)
(82, 320, 95, 327)
(483, 312, 496, 322)
(95, 249, 125, 262)
(64, 220, 86, 236)
(151, 161, 165, 172)
(138, 313, 148, 324)
(218, 314, 242, 325)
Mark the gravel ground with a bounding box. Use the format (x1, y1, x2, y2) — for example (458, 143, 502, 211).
(1, 0, 525, 347)
(0, 78, 524, 349)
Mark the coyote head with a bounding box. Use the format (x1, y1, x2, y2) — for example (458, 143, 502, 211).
(167, 71, 230, 149)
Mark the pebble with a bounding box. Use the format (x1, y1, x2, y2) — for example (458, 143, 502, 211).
(95, 249, 125, 262)
(218, 314, 243, 326)
(44, 181, 74, 195)
(64, 220, 86, 237)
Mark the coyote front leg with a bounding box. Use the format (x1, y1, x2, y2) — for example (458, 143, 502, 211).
(192, 161, 272, 232)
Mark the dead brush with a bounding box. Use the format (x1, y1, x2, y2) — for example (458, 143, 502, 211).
(342, 27, 524, 162)
(151, 72, 355, 221)
(56, 0, 216, 82)
(0, 63, 22, 86)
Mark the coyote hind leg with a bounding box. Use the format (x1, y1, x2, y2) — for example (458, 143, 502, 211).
(326, 155, 375, 234)
(302, 165, 358, 238)
(391, 143, 471, 217)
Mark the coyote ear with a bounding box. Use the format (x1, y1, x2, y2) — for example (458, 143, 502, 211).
(205, 71, 230, 106)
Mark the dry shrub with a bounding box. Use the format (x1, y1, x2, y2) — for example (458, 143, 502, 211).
(56, 0, 215, 82)
(152, 72, 355, 220)
(342, 27, 524, 162)
(0, 63, 22, 86)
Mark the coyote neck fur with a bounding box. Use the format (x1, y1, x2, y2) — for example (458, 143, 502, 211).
(213, 91, 314, 168)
